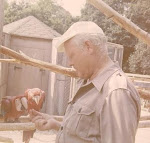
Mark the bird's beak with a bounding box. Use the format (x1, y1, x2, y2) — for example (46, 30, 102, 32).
(21, 105, 25, 110)
(21, 97, 28, 110)
(15, 99, 22, 111)
(33, 96, 40, 105)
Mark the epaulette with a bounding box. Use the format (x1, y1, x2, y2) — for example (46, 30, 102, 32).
(106, 70, 127, 95)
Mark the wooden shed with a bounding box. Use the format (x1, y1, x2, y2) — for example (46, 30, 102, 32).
(1, 16, 60, 112)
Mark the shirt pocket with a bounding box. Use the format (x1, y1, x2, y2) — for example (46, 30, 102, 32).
(66, 103, 95, 138)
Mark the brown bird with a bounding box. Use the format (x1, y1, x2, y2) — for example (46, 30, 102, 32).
(1, 95, 27, 122)
(23, 88, 45, 143)
(0, 88, 45, 143)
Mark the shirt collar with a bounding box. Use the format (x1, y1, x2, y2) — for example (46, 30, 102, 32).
(68, 62, 120, 103)
(91, 62, 120, 91)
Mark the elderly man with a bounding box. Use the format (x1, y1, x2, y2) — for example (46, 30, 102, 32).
(29, 21, 141, 143)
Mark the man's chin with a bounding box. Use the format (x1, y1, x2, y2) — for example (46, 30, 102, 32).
(77, 73, 84, 79)
(77, 73, 89, 80)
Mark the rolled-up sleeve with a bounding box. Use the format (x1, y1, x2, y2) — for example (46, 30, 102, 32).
(100, 89, 140, 143)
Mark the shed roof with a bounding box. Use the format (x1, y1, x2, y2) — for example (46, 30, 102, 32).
(3, 16, 61, 39)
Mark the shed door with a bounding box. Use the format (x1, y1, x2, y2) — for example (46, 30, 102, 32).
(7, 47, 49, 97)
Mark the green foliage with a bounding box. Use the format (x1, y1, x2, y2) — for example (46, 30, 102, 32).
(4, 1, 32, 25)
(4, 0, 9, 10)
(128, 42, 150, 75)
(126, 0, 150, 33)
(126, 0, 150, 74)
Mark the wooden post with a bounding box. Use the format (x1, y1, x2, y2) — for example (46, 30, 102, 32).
(87, 0, 150, 47)
(46, 37, 58, 114)
(0, 0, 4, 45)
(0, 0, 4, 113)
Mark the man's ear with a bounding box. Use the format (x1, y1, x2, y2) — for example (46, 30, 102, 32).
(84, 41, 94, 55)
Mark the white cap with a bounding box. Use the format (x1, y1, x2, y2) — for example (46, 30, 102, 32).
(55, 21, 105, 52)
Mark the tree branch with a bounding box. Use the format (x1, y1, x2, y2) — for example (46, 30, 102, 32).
(0, 59, 20, 63)
(0, 45, 77, 78)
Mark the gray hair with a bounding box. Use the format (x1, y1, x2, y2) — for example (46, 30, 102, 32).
(71, 33, 108, 54)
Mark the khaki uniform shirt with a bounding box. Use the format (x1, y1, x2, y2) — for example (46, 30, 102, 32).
(56, 63, 141, 143)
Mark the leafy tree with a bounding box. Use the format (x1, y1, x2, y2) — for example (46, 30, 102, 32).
(4, 0, 9, 10)
(126, 0, 150, 74)
(4, 1, 32, 25)
(128, 41, 150, 75)
(126, 0, 150, 33)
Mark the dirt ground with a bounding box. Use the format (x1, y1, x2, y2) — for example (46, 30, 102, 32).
(0, 130, 57, 143)
(0, 110, 150, 143)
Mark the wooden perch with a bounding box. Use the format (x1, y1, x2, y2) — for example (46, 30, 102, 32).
(0, 122, 35, 131)
(0, 115, 63, 131)
(21, 115, 150, 123)
(0, 45, 77, 78)
(140, 115, 150, 121)
(137, 88, 150, 100)
(87, 0, 150, 47)
(1, 116, 149, 130)
(20, 116, 150, 128)
(0, 59, 19, 63)
(138, 120, 150, 128)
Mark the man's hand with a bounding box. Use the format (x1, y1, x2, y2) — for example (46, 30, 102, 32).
(29, 109, 61, 131)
